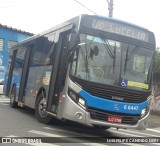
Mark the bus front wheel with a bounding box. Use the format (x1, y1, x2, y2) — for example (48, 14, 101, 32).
(35, 94, 52, 124)
(10, 85, 17, 108)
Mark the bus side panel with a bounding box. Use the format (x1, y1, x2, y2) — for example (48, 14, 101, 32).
(24, 66, 52, 108)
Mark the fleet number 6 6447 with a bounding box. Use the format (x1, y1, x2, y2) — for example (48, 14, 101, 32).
(124, 105, 139, 110)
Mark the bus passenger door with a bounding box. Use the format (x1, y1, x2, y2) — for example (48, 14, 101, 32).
(18, 45, 33, 103)
(6, 45, 32, 104)
(47, 27, 74, 113)
(5, 50, 17, 97)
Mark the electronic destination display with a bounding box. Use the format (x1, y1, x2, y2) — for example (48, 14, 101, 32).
(82, 16, 149, 42)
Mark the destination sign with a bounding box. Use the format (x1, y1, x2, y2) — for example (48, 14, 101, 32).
(82, 17, 149, 42)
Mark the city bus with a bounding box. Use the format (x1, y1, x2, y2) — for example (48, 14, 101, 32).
(4, 14, 156, 130)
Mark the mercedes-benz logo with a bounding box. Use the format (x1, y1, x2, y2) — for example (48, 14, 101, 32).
(114, 104, 119, 110)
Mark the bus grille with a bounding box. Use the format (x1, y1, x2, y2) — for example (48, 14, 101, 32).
(85, 86, 147, 103)
(70, 76, 150, 103)
(88, 107, 141, 125)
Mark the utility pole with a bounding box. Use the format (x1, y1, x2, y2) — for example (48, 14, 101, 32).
(106, 0, 114, 17)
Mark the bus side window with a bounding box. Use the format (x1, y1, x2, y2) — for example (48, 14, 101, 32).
(31, 33, 56, 66)
(28, 33, 57, 87)
(44, 33, 56, 65)
(13, 47, 27, 83)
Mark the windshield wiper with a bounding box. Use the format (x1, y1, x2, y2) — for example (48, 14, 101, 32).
(101, 36, 114, 59)
(100, 35, 116, 73)
(113, 43, 116, 73)
(124, 45, 141, 75)
(79, 35, 92, 80)
(124, 45, 129, 74)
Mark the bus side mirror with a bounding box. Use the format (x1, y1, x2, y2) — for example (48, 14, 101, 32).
(68, 31, 79, 63)
(68, 31, 79, 51)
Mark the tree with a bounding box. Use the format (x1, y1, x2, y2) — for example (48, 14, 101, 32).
(153, 48, 160, 95)
(153, 48, 160, 77)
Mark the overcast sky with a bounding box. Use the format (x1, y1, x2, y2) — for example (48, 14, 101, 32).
(0, 0, 160, 47)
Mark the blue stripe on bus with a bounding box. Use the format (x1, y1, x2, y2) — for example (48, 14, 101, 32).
(79, 90, 148, 115)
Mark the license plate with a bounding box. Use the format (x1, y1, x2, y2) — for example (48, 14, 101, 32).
(108, 115, 122, 123)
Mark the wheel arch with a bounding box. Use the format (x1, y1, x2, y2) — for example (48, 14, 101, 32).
(35, 87, 46, 107)
(10, 83, 17, 96)
(10, 83, 18, 108)
(34, 86, 52, 123)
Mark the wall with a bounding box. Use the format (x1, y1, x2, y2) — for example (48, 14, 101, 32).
(150, 86, 160, 113)
(0, 27, 32, 79)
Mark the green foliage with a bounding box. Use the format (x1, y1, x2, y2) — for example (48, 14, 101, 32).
(153, 48, 160, 76)
(153, 48, 160, 95)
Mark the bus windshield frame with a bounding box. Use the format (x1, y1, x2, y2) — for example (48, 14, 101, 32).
(70, 33, 154, 91)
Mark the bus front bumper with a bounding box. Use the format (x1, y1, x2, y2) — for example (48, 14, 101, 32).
(85, 111, 149, 130)
(60, 95, 149, 130)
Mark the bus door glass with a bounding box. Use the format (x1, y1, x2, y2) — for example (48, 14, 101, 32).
(47, 30, 72, 113)
(25, 32, 57, 108)
(12, 46, 28, 99)
(52, 32, 70, 109)
(5, 49, 16, 96)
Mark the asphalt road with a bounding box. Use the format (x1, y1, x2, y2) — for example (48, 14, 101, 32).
(148, 111, 160, 128)
(0, 95, 160, 146)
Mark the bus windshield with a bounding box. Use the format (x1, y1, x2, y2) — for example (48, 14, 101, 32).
(70, 34, 154, 90)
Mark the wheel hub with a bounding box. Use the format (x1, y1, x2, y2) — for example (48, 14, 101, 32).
(38, 98, 48, 117)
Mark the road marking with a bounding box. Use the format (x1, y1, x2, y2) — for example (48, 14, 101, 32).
(1, 103, 10, 105)
(0, 99, 10, 103)
(123, 142, 160, 146)
(6, 135, 18, 137)
(0, 99, 10, 101)
(151, 144, 160, 146)
(28, 130, 106, 144)
(43, 126, 160, 145)
(111, 128, 160, 137)
(109, 129, 160, 146)
(0, 98, 10, 105)
(123, 143, 145, 146)
(43, 126, 95, 137)
(108, 129, 142, 137)
(28, 130, 65, 137)
(29, 143, 58, 146)
(43, 127, 109, 145)
(147, 128, 160, 134)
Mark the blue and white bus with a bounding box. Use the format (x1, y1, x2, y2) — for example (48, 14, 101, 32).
(4, 14, 156, 130)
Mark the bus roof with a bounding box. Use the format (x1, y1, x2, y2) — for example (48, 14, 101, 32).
(12, 21, 73, 49)
(12, 14, 154, 49)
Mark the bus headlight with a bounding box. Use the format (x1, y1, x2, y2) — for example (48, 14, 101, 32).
(141, 105, 150, 118)
(79, 98, 85, 106)
(68, 88, 86, 109)
(141, 108, 146, 117)
(141, 108, 148, 118)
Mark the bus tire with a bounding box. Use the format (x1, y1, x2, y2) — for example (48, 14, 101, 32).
(35, 94, 52, 124)
(10, 85, 18, 108)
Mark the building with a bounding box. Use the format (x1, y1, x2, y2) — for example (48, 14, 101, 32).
(0, 24, 33, 80)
